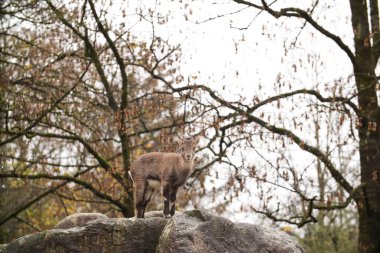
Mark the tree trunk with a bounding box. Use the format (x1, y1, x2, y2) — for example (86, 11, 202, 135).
(119, 114, 135, 218)
(356, 79, 380, 253)
(350, 1, 380, 252)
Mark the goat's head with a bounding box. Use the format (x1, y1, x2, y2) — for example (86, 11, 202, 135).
(178, 136, 199, 162)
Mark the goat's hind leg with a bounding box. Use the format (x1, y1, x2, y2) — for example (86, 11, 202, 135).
(134, 178, 147, 218)
(142, 182, 155, 215)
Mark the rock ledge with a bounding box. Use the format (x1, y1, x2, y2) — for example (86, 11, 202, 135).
(0, 210, 304, 253)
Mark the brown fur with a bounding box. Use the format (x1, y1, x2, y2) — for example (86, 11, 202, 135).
(130, 137, 198, 218)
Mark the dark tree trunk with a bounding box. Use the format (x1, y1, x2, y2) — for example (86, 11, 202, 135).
(119, 100, 135, 218)
(120, 130, 135, 218)
(349, 1, 380, 253)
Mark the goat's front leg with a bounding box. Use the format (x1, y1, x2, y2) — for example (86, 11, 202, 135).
(169, 186, 178, 217)
(161, 180, 171, 218)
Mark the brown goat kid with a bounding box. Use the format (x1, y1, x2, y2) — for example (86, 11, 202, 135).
(130, 136, 198, 218)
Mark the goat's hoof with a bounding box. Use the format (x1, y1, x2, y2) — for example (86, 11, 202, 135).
(164, 214, 171, 218)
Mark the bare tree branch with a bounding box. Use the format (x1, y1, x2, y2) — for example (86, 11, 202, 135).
(246, 89, 361, 117)
(87, 0, 129, 109)
(0, 171, 128, 215)
(251, 200, 317, 228)
(0, 82, 78, 147)
(0, 129, 125, 186)
(45, 0, 118, 111)
(314, 183, 366, 210)
(0, 181, 66, 227)
(232, 0, 357, 68)
(221, 114, 354, 194)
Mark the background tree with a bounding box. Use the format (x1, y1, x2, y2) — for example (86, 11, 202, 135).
(299, 80, 359, 253)
(0, 0, 202, 242)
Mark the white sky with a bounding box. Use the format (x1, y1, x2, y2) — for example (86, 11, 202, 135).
(142, 1, 354, 95)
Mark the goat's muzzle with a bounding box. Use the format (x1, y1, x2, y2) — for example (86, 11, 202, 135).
(184, 154, 192, 161)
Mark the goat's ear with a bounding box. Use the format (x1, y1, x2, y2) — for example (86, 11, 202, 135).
(176, 138, 183, 146)
(192, 135, 200, 145)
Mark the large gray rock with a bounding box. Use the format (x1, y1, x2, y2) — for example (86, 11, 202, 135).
(0, 210, 304, 253)
(1, 214, 167, 253)
(157, 209, 304, 253)
(55, 213, 108, 229)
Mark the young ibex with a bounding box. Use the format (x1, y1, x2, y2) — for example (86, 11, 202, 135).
(130, 136, 199, 218)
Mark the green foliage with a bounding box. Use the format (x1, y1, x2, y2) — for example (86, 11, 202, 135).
(300, 210, 358, 253)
